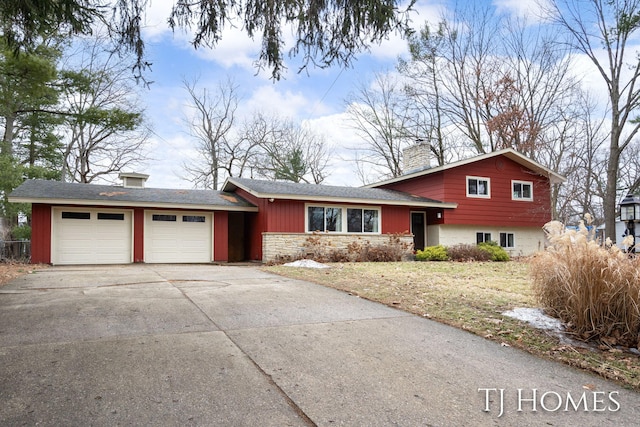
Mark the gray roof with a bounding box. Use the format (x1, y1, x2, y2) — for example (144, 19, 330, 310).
(224, 177, 456, 208)
(9, 179, 257, 211)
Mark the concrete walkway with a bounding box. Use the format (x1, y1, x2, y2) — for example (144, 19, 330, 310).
(0, 264, 638, 426)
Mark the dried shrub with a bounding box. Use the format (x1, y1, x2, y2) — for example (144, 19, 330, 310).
(297, 233, 412, 263)
(531, 217, 640, 347)
(447, 244, 492, 262)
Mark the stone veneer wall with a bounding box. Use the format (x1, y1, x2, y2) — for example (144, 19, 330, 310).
(262, 232, 414, 262)
(403, 142, 431, 172)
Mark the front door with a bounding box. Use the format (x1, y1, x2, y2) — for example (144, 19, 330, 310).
(411, 212, 426, 251)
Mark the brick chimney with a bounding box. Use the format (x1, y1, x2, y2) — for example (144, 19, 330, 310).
(403, 140, 431, 174)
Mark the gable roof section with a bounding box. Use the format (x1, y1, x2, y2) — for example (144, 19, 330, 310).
(9, 179, 258, 212)
(366, 148, 567, 188)
(223, 177, 457, 208)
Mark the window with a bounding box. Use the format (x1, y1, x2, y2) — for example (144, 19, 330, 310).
(347, 208, 379, 233)
(97, 213, 125, 221)
(325, 208, 342, 232)
(467, 176, 490, 198)
(500, 232, 515, 248)
(183, 215, 206, 223)
(307, 205, 380, 233)
(152, 214, 177, 222)
(62, 211, 90, 220)
(476, 232, 492, 244)
(307, 206, 342, 232)
(512, 180, 533, 201)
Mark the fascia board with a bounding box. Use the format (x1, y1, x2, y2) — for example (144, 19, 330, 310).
(7, 196, 259, 212)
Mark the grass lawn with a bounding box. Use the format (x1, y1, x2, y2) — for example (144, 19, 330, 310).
(266, 260, 640, 391)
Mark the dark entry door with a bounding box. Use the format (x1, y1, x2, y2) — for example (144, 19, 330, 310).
(411, 212, 426, 251)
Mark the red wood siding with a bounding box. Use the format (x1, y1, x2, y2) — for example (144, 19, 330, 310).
(381, 155, 552, 227)
(267, 200, 306, 232)
(442, 157, 551, 226)
(381, 205, 411, 234)
(133, 208, 144, 262)
(213, 211, 229, 262)
(31, 203, 51, 264)
(378, 171, 446, 201)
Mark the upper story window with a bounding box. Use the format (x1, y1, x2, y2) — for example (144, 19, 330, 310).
(307, 205, 380, 234)
(512, 180, 533, 201)
(467, 176, 490, 198)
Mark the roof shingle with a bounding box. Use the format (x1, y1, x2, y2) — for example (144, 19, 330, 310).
(9, 179, 257, 210)
(224, 177, 454, 207)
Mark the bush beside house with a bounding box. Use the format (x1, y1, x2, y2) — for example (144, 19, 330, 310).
(416, 242, 510, 262)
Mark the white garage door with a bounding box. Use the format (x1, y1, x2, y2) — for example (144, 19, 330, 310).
(52, 208, 132, 265)
(144, 211, 212, 263)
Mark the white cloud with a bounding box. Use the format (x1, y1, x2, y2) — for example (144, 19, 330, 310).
(493, 0, 552, 23)
(242, 85, 313, 119)
(145, 133, 197, 189)
(141, 0, 174, 40)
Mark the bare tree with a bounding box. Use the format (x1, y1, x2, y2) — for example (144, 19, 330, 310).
(541, 90, 608, 224)
(60, 36, 149, 183)
(182, 76, 240, 189)
(546, 0, 640, 242)
(346, 72, 413, 181)
(243, 112, 330, 184)
(437, 4, 503, 154)
(399, 22, 457, 166)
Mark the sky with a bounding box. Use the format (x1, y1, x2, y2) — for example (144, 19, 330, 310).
(130, 0, 554, 190)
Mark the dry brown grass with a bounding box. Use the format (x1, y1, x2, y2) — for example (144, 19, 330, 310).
(0, 262, 47, 287)
(532, 220, 640, 348)
(266, 260, 640, 390)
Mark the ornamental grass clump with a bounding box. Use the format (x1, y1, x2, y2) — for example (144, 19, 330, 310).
(531, 216, 640, 347)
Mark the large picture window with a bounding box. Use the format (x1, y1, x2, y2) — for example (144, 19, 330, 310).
(467, 176, 490, 198)
(307, 205, 380, 233)
(347, 208, 379, 233)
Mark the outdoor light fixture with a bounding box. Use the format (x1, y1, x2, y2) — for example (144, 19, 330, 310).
(619, 193, 640, 253)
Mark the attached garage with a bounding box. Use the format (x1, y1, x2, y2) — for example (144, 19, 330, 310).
(52, 207, 132, 265)
(8, 176, 258, 265)
(144, 211, 213, 263)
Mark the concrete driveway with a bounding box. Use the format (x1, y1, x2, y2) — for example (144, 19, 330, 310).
(1, 264, 639, 426)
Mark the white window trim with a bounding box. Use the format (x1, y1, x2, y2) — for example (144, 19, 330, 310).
(512, 180, 533, 201)
(466, 176, 491, 199)
(476, 232, 492, 244)
(305, 204, 381, 234)
(500, 232, 515, 248)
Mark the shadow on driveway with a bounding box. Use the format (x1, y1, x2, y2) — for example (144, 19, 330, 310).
(1, 264, 638, 426)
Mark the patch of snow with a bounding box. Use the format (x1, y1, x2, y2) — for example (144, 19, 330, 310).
(283, 259, 331, 269)
(503, 307, 563, 331)
(503, 307, 591, 349)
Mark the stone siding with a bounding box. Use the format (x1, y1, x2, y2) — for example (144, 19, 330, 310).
(262, 232, 414, 262)
(403, 142, 431, 172)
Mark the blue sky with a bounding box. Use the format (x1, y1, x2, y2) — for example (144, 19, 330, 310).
(133, 0, 553, 189)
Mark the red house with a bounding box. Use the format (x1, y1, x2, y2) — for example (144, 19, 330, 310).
(8, 148, 563, 265)
(369, 147, 565, 255)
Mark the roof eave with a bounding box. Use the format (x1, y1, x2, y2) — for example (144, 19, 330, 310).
(229, 192, 457, 208)
(223, 177, 457, 208)
(367, 148, 567, 187)
(7, 196, 259, 212)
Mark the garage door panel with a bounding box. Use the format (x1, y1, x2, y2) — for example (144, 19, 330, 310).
(53, 209, 132, 265)
(144, 211, 212, 263)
